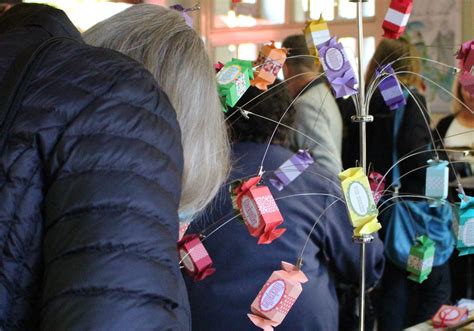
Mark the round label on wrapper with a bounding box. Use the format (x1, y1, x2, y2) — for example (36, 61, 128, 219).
(179, 248, 195, 273)
(259, 279, 286, 312)
(217, 65, 241, 85)
(348, 182, 370, 216)
(324, 47, 344, 71)
(439, 307, 460, 321)
(241, 195, 260, 229)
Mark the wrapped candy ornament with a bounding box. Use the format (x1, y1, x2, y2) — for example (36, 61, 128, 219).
(368, 171, 385, 204)
(217, 58, 254, 108)
(339, 167, 382, 236)
(178, 234, 216, 281)
(456, 194, 474, 256)
(269, 150, 314, 191)
(425, 159, 449, 201)
(407, 235, 435, 283)
(382, 0, 413, 39)
(460, 71, 474, 97)
(304, 16, 331, 59)
(432, 305, 469, 328)
(251, 42, 287, 91)
(376, 64, 406, 110)
(233, 176, 286, 244)
(317, 37, 358, 98)
(248, 261, 308, 331)
(457, 39, 474, 74)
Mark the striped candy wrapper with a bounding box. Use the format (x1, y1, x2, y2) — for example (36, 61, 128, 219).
(382, 0, 413, 39)
(376, 64, 406, 110)
(269, 150, 314, 191)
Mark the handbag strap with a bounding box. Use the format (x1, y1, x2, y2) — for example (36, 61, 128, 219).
(391, 89, 410, 190)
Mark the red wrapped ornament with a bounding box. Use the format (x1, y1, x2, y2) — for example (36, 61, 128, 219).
(234, 176, 286, 244)
(248, 261, 308, 331)
(382, 0, 413, 39)
(178, 234, 216, 281)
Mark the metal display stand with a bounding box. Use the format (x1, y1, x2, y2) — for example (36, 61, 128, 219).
(348, 1, 374, 330)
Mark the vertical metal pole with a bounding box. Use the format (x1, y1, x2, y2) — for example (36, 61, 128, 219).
(356, 3, 366, 329)
(350, 1, 372, 331)
(356, 0, 366, 172)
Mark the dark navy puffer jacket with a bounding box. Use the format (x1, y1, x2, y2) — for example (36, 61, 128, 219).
(0, 4, 190, 330)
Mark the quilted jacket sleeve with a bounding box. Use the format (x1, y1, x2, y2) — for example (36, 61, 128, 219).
(40, 55, 189, 330)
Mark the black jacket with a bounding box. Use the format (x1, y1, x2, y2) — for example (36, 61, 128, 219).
(341, 89, 432, 195)
(0, 4, 189, 330)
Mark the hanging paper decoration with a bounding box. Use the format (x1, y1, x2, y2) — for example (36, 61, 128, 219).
(406, 235, 435, 283)
(269, 150, 314, 191)
(217, 59, 254, 108)
(233, 176, 286, 244)
(214, 61, 224, 74)
(456, 39, 474, 74)
(170, 4, 200, 28)
(456, 194, 474, 256)
(425, 159, 449, 201)
(376, 64, 406, 110)
(432, 305, 469, 328)
(303, 15, 331, 61)
(178, 234, 216, 281)
(368, 171, 385, 204)
(248, 261, 308, 331)
(339, 167, 382, 236)
(382, 0, 413, 39)
(460, 71, 474, 97)
(317, 37, 358, 98)
(251, 41, 287, 91)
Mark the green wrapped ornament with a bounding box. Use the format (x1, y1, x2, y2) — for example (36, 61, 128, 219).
(407, 235, 435, 283)
(456, 194, 474, 256)
(216, 58, 254, 108)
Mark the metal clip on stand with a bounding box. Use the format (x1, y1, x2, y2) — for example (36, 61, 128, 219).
(348, 1, 371, 330)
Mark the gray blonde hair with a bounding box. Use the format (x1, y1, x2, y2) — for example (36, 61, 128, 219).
(83, 4, 230, 216)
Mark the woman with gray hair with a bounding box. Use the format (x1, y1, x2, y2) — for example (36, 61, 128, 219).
(84, 4, 230, 221)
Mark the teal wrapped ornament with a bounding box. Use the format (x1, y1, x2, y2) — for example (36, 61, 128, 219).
(456, 194, 474, 256)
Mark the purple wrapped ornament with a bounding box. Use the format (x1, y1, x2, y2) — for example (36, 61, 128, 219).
(269, 150, 314, 191)
(376, 64, 406, 110)
(317, 37, 358, 98)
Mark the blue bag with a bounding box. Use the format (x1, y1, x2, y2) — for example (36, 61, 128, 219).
(380, 91, 454, 269)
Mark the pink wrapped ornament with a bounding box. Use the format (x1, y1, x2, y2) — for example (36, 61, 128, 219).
(382, 0, 413, 39)
(457, 39, 474, 74)
(248, 262, 308, 331)
(432, 305, 468, 328)
(178, 234, 216, 281)
(368, 171, 385, 204)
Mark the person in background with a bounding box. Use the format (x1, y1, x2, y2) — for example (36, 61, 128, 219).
(282, 34, 344, 175)
(341, 37, 452, 330)
(184, 84, 385, 331)
(84, 4, 230, 222)
(436, 77, 474, 304)
(0, 3, 207, 329)
(0, 0, 20, 16)
(436, 76, 474, 175)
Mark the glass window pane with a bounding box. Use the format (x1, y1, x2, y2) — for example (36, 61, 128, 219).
(214, 0, 285, 28)
(337, 0, 375, 19)
(294, 0, 335, 22)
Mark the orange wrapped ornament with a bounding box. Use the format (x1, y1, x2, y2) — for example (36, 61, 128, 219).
(251, 42, 287, 91)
